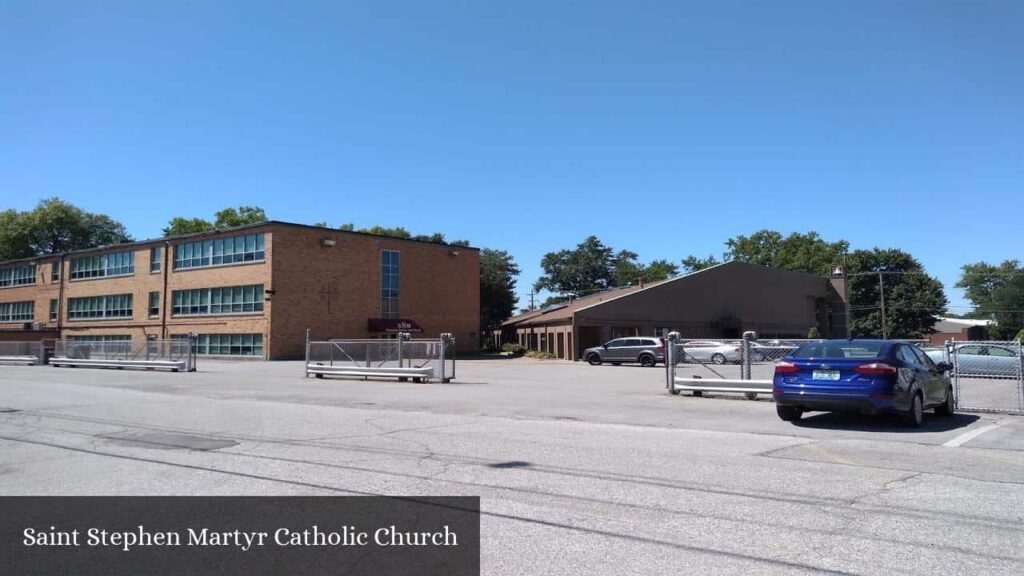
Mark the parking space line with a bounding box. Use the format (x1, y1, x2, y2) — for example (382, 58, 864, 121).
(943, 423, 1001, 448)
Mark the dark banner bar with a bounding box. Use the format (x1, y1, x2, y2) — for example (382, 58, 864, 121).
(0, 496, 480, 576)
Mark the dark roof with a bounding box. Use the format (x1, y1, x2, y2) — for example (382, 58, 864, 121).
(0, 220, 479, 266)
(502, 285, 643, 328)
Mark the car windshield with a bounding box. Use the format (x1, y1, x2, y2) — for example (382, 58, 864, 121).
(790, 341, 885, 359)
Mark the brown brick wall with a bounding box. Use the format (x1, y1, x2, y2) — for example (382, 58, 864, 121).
(269, 225, 480, 359)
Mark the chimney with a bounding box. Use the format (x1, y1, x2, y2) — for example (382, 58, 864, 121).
(637, 277, 644, 289)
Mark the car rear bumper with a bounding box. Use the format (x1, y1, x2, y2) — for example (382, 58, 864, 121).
(773, 382, 909, 413)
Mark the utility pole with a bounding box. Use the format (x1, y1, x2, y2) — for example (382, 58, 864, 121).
(842, 253, 851, 339)
(878, 271, 888, 339)
(529, 291, 535, 311)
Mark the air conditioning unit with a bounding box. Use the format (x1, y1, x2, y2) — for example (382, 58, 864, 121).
(33, 322, 45, 331)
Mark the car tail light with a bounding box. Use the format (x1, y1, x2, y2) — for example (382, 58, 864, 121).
(656, 344, 664, 351)
(854, 362, 898, 375)
(775, 361, 799, 374)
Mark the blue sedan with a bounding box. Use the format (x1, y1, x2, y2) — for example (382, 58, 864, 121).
(772, 340, 955, 427)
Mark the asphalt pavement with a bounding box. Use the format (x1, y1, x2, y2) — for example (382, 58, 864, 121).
(1, 358, 1021, 575)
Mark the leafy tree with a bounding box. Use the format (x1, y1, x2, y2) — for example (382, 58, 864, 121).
(162, 217, 215, 236)
(847, 249, 947, 339)
(213, 206, 267, 228)
(956, 260, 1024, 340)
(682, 230, 848, 276)
(807, 326, 822, 338)
(163, 205, 267, 237)
(359, 225, 412, 239)
(534, 236, 614, 297)
(1017, 328, 1024, 342)
(681, 254, 722, 273)
(0, 198, 131, 260)
(338, 223, 355, 231)
(480, 249, 520, 330)
(313, 221, 329, 228)
(613, 251, 678, 286)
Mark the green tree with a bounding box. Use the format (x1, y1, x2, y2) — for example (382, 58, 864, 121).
(0, 198, 131, 260)
(847, 249, 947, 339)
(534, 236, 614, 297)
(681, 254, 722, 273)
(613, 251, 678, 286)
(359, 225, 412, 239)
(213, 206, 267, 228)
(162, 217, 215, 237)
(682, 230, 848, 276)
(956, 260, 1024, 340)
(480, 249, 521, 331)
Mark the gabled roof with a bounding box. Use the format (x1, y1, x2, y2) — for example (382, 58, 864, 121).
(503, 285, 643, 328)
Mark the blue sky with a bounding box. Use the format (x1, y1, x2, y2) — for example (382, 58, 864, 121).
(2, 1, 1021, 311)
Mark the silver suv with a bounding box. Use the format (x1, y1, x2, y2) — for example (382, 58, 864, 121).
(583, 337, 665, 367)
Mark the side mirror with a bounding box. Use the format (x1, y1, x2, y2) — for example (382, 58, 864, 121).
(602, 344, 608, 349)
(937, 362, 953, 373)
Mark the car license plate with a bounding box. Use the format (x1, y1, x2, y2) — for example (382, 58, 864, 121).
(812, 370, 840, 381)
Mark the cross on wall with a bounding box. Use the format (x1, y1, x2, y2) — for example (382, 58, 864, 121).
(318, 281, 338, 314)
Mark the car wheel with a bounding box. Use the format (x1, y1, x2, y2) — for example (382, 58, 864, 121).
(587, 354, 601, 366)
(904, 393, 924, 427)
(935, 385, 955, 417)
(776, 405, 802, 422)
(711, 353, 726, 365)
(745, 392, 758, 400)
(692, 390, 703, 397)
(639, 355, 655, 367)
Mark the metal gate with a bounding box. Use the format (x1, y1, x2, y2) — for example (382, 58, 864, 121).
(942, 340, 1024, 414)
(304, 331, 456, 382)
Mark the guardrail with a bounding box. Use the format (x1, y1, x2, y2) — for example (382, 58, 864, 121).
(49, 338, 197, 372)
(304, 331, 456, 383)
(0, 341, 46, 366)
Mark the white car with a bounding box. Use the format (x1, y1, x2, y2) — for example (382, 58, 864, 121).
(679, 341, 742, 364)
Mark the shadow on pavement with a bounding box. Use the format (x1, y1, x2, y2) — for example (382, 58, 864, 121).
(792, 412, 980, 433)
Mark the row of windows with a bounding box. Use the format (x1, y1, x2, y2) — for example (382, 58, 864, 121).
(70, 251, 135, 280)
(381, 250, 400, 319)
(174, 233, 265, 270)
(67, 335, 131, 343)
(67, 294, 133, 320)
(0, 301, 34, 322)
(0, 264, 36, 287)
(171, 285, 264, 316)
(172, 333, 264, 356)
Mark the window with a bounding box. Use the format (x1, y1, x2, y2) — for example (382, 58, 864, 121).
(69, 251, 135, 280)
(897, 346, 919, 365)
(68, 335, 130, 342)
(173, 333, 263, 356)
(381, 250, 399, 319)
(49, 299, 58, 322)
(0, 301, 34, 322)
(149, 291, 161, 318)
(986, 346, 1015, 358)
(67, 294, 133, 320)
(171, 285, 264, 316)
(173, 233, 265, 270)
(51, 262, 60, 283)
(150, 247, 162, 273)
(0, 263, 36, 287)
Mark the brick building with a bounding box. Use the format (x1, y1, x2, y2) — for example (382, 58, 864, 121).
(497, 262, 847, 361)
(0, 222, 480, 359)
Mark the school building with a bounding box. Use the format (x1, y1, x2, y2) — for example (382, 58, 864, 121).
(0, 221, 480, 359)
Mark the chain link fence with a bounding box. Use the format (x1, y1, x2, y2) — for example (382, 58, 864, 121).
(666, 334, 929, 399)
(926, 340, 1023, 414)
(305, 331, 456, 383)
(50, 338, 197, 371)
(0, 341, 46, 365)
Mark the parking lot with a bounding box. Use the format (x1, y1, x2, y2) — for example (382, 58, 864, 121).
(1, 358, 1022, 575)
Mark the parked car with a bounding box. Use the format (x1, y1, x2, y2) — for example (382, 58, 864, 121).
(583, 337, 665, 367)
(924, 344, 1022, 379)
(678, 341, 742, 364)
(773, 340, 955, 427)
(745, 341, 800, 362)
